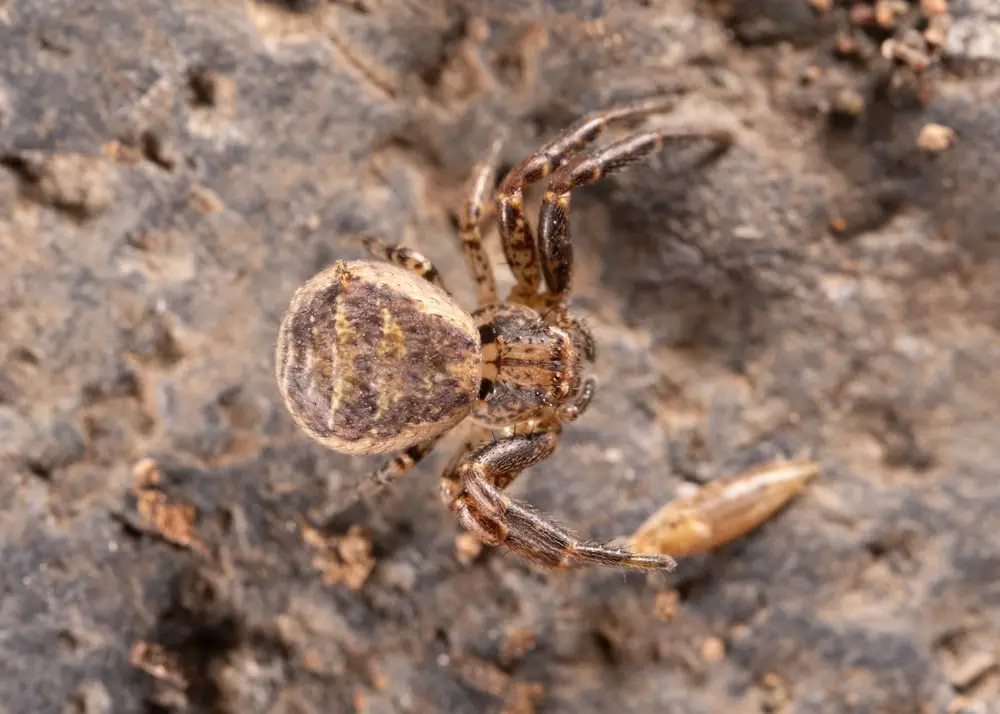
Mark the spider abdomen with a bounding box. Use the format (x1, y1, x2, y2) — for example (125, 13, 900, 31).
(275, 260, 482, 455)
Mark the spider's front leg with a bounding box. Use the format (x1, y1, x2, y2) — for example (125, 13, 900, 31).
(496, 97, 679, 303)
(440, 423, 676, 571)
(537, 124, 733, 296)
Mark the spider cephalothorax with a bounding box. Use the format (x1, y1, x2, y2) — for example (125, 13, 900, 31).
(472, 301, 594, 427)
(276, 97, 733, 570)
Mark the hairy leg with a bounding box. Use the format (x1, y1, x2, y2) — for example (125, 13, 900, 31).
(441, 426, 676, 571)
(496, 97, 679, 302)
(356, 235, 450, 294)
(354, 436, 443, 503)
(538, 125, 733, 296)
(459, 136, 504, 307)
(438, 424, 503, 508)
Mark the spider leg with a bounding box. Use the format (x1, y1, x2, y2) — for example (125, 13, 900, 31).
(459, 136, 504, 307)
(354, 436, 444, 503)
(556, 376, 596, 424)
(441, 427, 676, 571)
(356, 235, 450, 294)
(496, 96, 680, 302)
(538, 125, 733, 296)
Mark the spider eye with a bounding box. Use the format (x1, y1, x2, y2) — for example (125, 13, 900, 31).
(478, 377, 495, 400)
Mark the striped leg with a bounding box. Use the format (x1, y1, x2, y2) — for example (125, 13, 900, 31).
(459, 136, 503, 307)
(537, 125, 733, 296)
(354, 436, 444, 503)
(358, 235, 450, 294)
(496, 97, 679, 302)
(440, 423, 676, 571)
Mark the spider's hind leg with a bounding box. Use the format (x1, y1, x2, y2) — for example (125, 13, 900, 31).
(354, 436, 444, 503)
(356, 235, 450, 294)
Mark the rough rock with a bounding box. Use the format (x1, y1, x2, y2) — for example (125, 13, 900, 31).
(2, 1, 999, 713)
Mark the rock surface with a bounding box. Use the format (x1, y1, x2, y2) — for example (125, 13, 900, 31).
(2, 1, 999, 713)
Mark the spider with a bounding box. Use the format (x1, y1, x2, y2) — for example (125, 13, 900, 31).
(275, 97, 734, 571)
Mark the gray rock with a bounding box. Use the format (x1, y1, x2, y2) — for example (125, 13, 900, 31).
(1, 1, 998, 713)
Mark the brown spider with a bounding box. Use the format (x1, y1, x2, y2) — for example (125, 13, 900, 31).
(275, 97, 736, 571)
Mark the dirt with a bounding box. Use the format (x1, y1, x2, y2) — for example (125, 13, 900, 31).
(2, 1, 1000, 713)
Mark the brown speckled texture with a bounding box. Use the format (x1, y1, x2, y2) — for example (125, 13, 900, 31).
(3, 1, 1000, 713)
(472, 302, 583, 427)
(276, 259, 481, 455)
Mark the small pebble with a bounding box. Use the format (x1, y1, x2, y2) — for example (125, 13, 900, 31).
(653, 590, 680, 622)
(455, 532, 484, 564)
(701, 636, 725, 664)
(917, 123, 956, 152)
